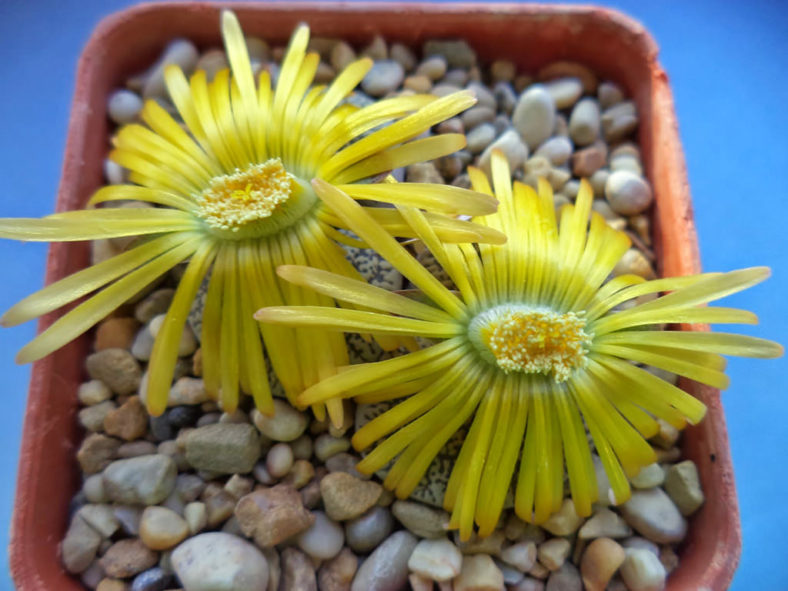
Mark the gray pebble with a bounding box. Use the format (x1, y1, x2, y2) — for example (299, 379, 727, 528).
(361, 60, 405, 97)
(605, 170, 653, 215)
(620, 488, 688, 543)
(423, 39, 477, 68)
(345, 506, 395, 553)
(568, 97, 601, 146)
(391, 500, 449, 539)
(512, 85, 556, 150)
(195, 49, 229, 81)
(610, 154, 643, 175)
(103, 454, 177, 506)
(131, 327, 154, 361)
(350, 530, 418, 591)
(142, 39, 199, 98)
(461, 105, 496, 130)
(493, 81, 517, 114)
(466, 82, 497, 110)
(466, 123, 497, 154)
(131, 566, 174, 591)
(534, 136, 573, 166)
(62, 515, 102, 574)
(108, 89, 144, 125)
(104, 158, 127, 185)
(544, 77, 583, 109)
(415, 55, 447, 81)
(389, 43, 416, 72)
(602, 100, 639, 142)
(598, 81, 625, 108)
(478, 129, 529, 176)
(545, 561, 582, 591)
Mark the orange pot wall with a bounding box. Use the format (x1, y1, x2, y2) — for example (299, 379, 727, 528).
(10, 3, 739, 590)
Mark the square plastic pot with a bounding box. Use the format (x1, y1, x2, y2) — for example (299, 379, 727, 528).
(9, 3, 740, 590)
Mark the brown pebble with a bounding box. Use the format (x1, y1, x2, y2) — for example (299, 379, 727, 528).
(103, 396, 148, 441)
(99, 538, 157, 578)
(318, 546, 358, 591)
(282, 547, 317, 591)
(403, 74, 432, 94)
(205, 489, 237, 528)
(320, 472, 383, 521)
(572, 143, 608, 178)
(235, 484, 315, 547)
(77, 433, 121, 474)
(539, 60, 598, 94)
(96, 580, 129, 591)
(95, 317, 139, 351)
(580, 538, 625, 591)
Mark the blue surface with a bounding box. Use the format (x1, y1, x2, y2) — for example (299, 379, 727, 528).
(0, 1, 785, 589)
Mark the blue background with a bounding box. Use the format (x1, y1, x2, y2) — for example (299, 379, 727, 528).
(0, 1, 785, 589)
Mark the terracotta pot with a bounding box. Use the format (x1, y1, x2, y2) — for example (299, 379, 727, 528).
(9, 3, 739, 589)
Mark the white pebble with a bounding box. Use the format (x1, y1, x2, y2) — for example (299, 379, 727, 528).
(605, 170, 653, 215)
(107, 89, 143, 125)
(407, 537, 462, 581)
(296, 510, 344, 560)
(265, 443, 294, 479)
(512, 84, 556, 150)
(620, 548, 667, 591)
(148, 314, 198, 356)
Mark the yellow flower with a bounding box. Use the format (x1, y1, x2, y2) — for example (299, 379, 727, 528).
(257, 150, 783, 539)
(0, 11, 503, 424)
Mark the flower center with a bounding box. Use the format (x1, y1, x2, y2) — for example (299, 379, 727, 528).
(469, 305, 592, 382)
(195, 158, 318, 240)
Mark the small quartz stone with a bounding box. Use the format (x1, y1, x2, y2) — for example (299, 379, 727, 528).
(454, 554, 504, 591)
(538, 538, 571, 571)
(478, 129, 529, 176)
(107, 89, 143, 125)
(78, 380, 113, 406)
(321, 472, 383, 521)
(408, 537, 463, 581)
(79, 400, 117, 433)
(104, 396, 148, 441)
(140, 39, 199, 98)
(78, 504, 119, 539)
(62, 515, 103, 574)
(362, 60, 405, 97)
(620, 548, 667, 591)
(171, 532, 269, 591)
(542, 499, 584, 536)
(184, 502, 207, 535)
(501, 540, 538, 572)
(544, 77, 583, 109)
(252, 400, 308, 441)
(266, 442, 294, 479)
(513, 85, 556, 150)
(314, 434, 352, 461)
(535, 136, 573, 166)
(580, 538, 625, 591)
(296, 510, 345, 560)
(630, 463, 665, 489)
(416, 55, 448, 80)
(545, 561, 582, 591)
(664, 460, 705, 516)
(578, 508, 632, 539)
(605, 170, 653, 215)
(350, 530, 417, 591)
(235, 485, 315, 547)
(568, 97, 601, 146)
(139, 506, 189, 550)
(620, 488, 688, 543)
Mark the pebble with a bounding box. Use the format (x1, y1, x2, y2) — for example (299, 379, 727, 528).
(195, 48, 229, 81)
(390, 43, 416, 72)
(538, 538, 571, 571)
(416, 55, 448, 80)
(171, 532, 269, 591)
(598, 81, 625, 108)
(283, 459, 315, 489)
(350, 530, 417, 591)
(664, 460, 705, 516)
(542, 499, 584, 536)
(100, 538, 158, 578)
(544, 77, 583, 109)
(403, 74, 432, 93)
(103, 454, 176, 505)
(107, 89, 143, 125)
(580, 538, 625, 591)
(139, 506, 189, 550)
(78, 504, 119, 539)
(568, 97, 601, 146)
(605, 170, 653, 215)
(141, 39, 199, 98)
(62, 515, 103, 574)
(79, 400, 117, 432)
(455, 530, 505, 555)
(406, 162, 444, 184)
(610, 154, 643, 175)
(511, 578, 546, 591)
(612, 248, 656, 279)
(578, 508, 632, 539)
(490, 59, 516, 82)
(321, 471, 383, 521)
(493, 81, 517, 115)
(319, 547, 358, 591)
(96, 579, 127, 591)
(478, 129, 529, 176)
(602, 101, 639, 142)
(454, 554, 504, 591)
(252, 399, 309, 442)
(135, 289, 175, 324)
(314, 434, 352, 461)
(620, 488, 688, 543)
(235, 484, 315, 547)
(539, 61, 598, 94)
(466, 123, 497, 154)
(131, 328, 155, 361)
(423, 39, 477, 68)
(535, 136, 573, 166)
(130, 566, 173, 591)
(297, 510, 345, 560)
(78, 379, 113, 406)
(282, 547, 317, 591)
(86, 348, 142, 395)
(265, 442, 294, 479)
(512, 85, 556, 150)
(113, 505, 143, 537)
(362, 60, 405, 97)
(104, 396, 148, 441)
(83, 474, 107, 504)
(621, 537, 660, 557)
(461, 105, 496, 130)
(184, 423, 261, 474)
(620, 548, 667, 591)
(205, 489, 238, 528)
(391, 500, 450, 538)
(630, 463, 665, 489)
(545, 561, 582, 591)
(95, 317, 139, 351)
(408, 537, 462, 581)
(345, 506, 395, 553)
(325, 452, 368, 480)
(571, 143, 607, 178)
(501, 540, 538, 572)
(184, 501, 207, 535)
(331, 41, 356, 72)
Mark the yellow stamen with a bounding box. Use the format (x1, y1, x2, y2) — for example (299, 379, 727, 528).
(469, 305, 592, 381)
(196, 158, 294, 232)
